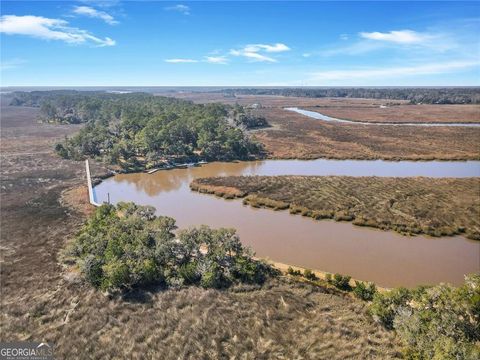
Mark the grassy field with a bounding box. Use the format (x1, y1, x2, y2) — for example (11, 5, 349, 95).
(191, 176, 480, 240)
(0, 97, 401, 358)
(304, 103, 480, 124)
(253, 108, 480, 160)
(167, 93, 480, 160)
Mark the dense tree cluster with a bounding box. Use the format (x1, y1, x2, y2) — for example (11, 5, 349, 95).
(11, 91, 264, 169)
(218, 88, 480, 104)
(369, 275, 480, 359)
(231, 104, 269, 129)
(68, 203, 275, 292)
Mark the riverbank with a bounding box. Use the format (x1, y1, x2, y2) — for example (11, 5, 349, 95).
(191, 175, 480, 240)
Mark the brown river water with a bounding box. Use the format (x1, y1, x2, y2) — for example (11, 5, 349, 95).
(94, 159, 480, 288)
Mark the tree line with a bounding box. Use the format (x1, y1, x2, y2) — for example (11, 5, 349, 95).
(217, 87, 480, 104)
(10, 91, 265, 170)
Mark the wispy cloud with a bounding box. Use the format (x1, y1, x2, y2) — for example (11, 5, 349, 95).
(230, 49, 275, 62)
(73, 6, 118, 25)
(320, 29, 454, 57)
(0, 15, 115, 46)
(0, 58, 26, 71)
(309, 60, 479, 81)
(230, 43, 290, 62)
(165, 4, 190, 15)
(79, 0, 120, 8)
(360, 30, 433, 44)
(165, 58, 198, 63)
(244, 43, 290, 53)
(205, 56, 228, 64)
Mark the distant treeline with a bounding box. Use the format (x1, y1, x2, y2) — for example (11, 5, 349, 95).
(10, 91, 265, 169)
(217, 88, 480, 104)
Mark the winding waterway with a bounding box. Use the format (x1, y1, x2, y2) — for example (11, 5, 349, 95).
(94, 159, 480, 287)
(285, 107, 480, 127)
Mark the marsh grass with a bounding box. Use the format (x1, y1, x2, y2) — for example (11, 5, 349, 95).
(191, 176, 480, 239)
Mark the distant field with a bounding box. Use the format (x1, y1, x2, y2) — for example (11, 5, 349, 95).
(254, 108, 480, 160)
(191, 176, 480, 240)
(170, 92, 480, 123)
(169, 93, 480, 160)
(304, 104, 480, 124)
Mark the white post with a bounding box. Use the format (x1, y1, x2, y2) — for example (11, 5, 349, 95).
(85, 159, 101, 207)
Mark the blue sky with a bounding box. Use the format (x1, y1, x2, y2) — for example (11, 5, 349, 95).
(1, 1, 479, 86)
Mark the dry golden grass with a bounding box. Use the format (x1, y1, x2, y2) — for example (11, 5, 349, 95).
(253, 108, 480, 160)
(303, 103, 480, 123)
(1, 97, 401, 359)
(60, 186, 96, 217)
(191, 176, 480, 240)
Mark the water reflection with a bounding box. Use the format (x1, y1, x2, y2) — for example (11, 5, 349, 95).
(95, 159, 480, 287)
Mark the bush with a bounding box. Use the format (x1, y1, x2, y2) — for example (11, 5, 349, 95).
(369, 275, 480, 359)
(303, 269, 318, 281)
(286, 266, 301, 276)
(72, 203, 275, 292)
(353, 281, 377, 301)
(200, 263, 230, 289)
(369, 287, 412, 329)
(330, 273, 352, 291)
(178, 262, 201, 285)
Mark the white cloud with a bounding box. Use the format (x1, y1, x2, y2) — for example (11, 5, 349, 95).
(165, 4, 190, 15)
(244, 43, 290, 53)
(205, 56, 228, 64)
(164, 58, 198, 63)
(309, 60, 479, 81)
(360, 30, 433, 44)
(0, 15, 115, 46)
(73, 6, 118, 25)
(230, 43, 290, 63)
(230, 49, 276, 62)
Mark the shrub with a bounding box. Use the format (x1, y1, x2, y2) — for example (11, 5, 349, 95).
(369, 287, 412, 329)
(303, 269, 318, 281)
(178, 262, 201, 285)
(200, 263, 230, 289)
(369, 275, 480, 359)
(81, 255, 103, 287)
(287, 267, 302, 276)
(331, 273, 352, 291)
(353, 281, 377, 301)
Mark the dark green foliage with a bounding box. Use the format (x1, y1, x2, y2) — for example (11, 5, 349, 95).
(353, 281, 377, 301)
(369, 275, 480, 359)
(231, 103, 269, 129)
(11, 91, 263, 167)
(287, 267, 302, 276)
(328, 273, 352, 290)
(70, 203, 274, 292)
(303, 269, 318, 281)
